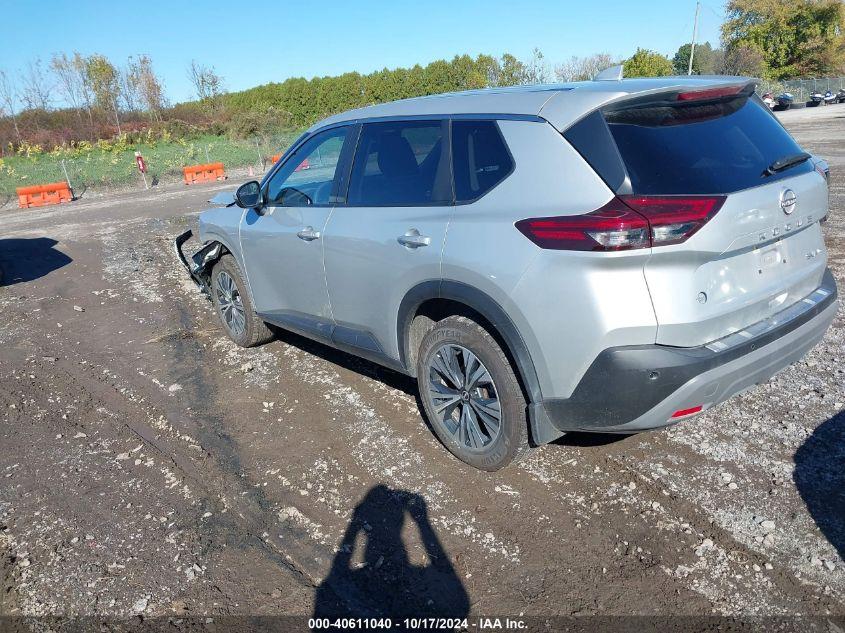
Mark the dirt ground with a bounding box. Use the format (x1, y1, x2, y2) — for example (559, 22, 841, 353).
(1, 106, 844, 631)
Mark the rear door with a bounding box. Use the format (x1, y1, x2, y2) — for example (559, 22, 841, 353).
(322, 119, 453, 362)
(601, 89, 829, 346)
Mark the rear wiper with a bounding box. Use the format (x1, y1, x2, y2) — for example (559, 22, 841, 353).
(763, 152, 811, 176)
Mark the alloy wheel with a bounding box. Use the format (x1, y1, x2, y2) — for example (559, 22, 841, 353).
(427, 344, 502, 451)
(215, 271, 246, 337)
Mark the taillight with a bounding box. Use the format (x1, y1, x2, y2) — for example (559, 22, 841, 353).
(515, 199, 649, 251)
(516, 195, 725, 251)
(621, 195, 725, 246)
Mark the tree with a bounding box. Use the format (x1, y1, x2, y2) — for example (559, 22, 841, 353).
(720, 44, 765, 76)
(21, 58, 52, 110)
(136, 55, 165, 118)
(120, 60, 141, 113)
(85, 54, 122, 133)
(474, 54, 501, 88)
(497, 53, 527, 86)
(623, 48, 674, 77)
(721, 0, 845, 79)
(73, 52, 96, 127)
(124, 55, 165, 118)
(524, 48, 550, 84)
(672, 42, 719, 75)
(555, 53, 620, 82)
(0, 69, 22, 142)
(50, 52, 91, 123)
(188, 60, 224, 102)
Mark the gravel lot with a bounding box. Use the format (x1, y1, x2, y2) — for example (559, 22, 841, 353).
(1, 106, 843, 630)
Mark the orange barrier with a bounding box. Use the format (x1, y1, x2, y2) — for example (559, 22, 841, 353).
(183, 162, 226, 185)
(16, 182, 73, 208)
(267, 156, 310, 171)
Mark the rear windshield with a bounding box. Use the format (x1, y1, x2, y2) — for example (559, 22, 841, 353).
(602, 95, 812, 194)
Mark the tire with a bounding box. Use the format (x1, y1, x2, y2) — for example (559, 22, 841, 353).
(416, 315, 530, 471)
(210, 254, 273, 348)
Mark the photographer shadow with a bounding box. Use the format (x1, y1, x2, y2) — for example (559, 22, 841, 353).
(794, 409, 845, 562)
(0, 237, 72, 286)
(314, 484, 469, 622)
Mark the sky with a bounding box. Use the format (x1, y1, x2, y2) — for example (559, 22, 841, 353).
(0, 0, 724, 106)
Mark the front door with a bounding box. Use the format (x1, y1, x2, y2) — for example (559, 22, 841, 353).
(240, 125, 352, 342)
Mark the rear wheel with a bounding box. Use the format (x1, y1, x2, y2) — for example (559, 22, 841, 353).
(416, 316, 530, 471)
(211, 254, 273, 347)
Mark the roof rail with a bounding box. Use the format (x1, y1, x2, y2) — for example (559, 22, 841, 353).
(593, 65, 624, 81)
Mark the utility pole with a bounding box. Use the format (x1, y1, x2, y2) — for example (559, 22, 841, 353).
(688, 1, 701, 76)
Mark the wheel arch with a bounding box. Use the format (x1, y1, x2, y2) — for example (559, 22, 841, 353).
(192, 230, 241, 284)
(397, 280, 543, 405)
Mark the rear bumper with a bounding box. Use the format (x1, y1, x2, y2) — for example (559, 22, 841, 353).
(530, 268, 838, 438)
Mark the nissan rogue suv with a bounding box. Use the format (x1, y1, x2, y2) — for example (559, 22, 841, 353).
(176, 74, 837, 471)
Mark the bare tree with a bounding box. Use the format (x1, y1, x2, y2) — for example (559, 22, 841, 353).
(188, 60, 224, 101)
(0, 69, 22, 142)
(73, 53, 95, 128)
(121, 58, 142, 113)
(524, 48, 550, 84)
(21, 58, 52, 110)
(128, 55, 165, 120)
(51, 52, 87, 121)
(555, 53, 620, 82)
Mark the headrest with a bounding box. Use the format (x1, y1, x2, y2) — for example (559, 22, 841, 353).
(376, 133, 418, 178)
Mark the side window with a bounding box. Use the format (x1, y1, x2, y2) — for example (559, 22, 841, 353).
(347, 121, 450, 206)
(452, 120, 513, 202)
(265, 127, 348, 206)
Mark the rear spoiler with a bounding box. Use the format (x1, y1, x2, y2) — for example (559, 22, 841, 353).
(540, 77, 759, 132)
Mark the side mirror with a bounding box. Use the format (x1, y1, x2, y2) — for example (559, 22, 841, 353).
(235, 180, 263, 210)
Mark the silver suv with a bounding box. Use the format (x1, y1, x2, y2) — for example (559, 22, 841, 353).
(176, 75, 837, 471)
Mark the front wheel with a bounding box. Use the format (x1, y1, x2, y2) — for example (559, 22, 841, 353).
(210, 254, 274, 348)
(416, 316, 530, 471)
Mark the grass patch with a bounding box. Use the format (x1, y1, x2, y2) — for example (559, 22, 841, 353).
(0, 131, 303, 197)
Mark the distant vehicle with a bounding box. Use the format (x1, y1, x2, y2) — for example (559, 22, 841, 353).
(809, 91, 824, 106)
(776, 92, 794, 109)
(837, 89, 845, 104)
(176, 74, 837, 470)
(761, 92, 776, 109)
(823, 91, 837, 106)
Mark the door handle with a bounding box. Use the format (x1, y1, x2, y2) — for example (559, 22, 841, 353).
(397, 229, 431, 249)
(297, 226, 321, 241)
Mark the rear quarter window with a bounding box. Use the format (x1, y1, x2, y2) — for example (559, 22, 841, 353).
(452, 120, 514, 202)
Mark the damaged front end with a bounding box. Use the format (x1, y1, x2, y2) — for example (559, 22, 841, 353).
(174, 230, 222, 299)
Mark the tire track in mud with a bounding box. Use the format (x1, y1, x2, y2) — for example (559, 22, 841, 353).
(42, 343, 340, 591)
(0, 229, 343, 614)
(60, 225, 440, 614)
